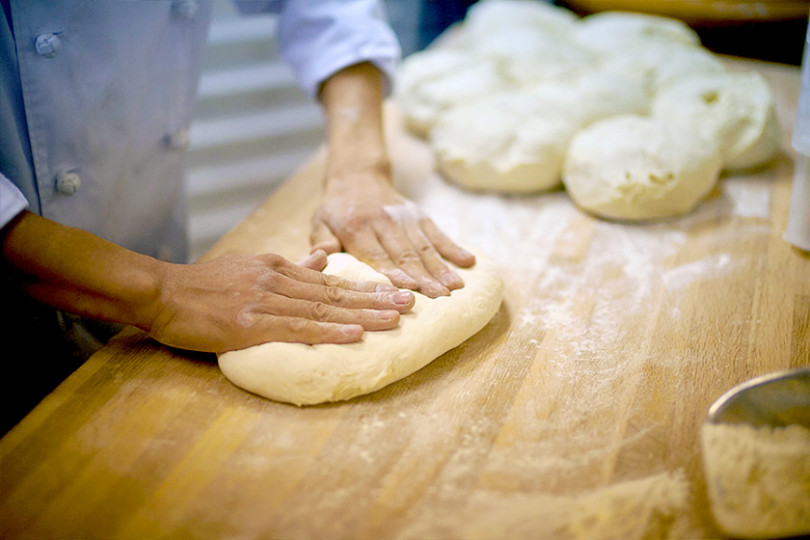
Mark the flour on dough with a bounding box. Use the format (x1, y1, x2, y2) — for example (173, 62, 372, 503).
(572, 10, 701, 55)
(652, 71, 781, 170)
(395, 49, 508, 138)
(430, 72, 648, 193)
(459, 0, 578, 41)
(431, 90, 580, 193)
(218, 253, 504, 406)
(498, 38, 597, 87)
(600, 41, 726, 96)
(563, 115, 723, 221)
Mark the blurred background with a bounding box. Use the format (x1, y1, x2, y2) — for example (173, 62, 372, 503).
(186, 0, 809, 262)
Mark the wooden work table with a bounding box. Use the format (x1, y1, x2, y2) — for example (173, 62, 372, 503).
(1, 58, 808, 539)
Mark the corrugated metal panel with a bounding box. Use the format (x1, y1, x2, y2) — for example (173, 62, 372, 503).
(185, 3, 324, 262)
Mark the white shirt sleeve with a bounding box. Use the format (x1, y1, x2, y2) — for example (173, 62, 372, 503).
(277, 0, 401, 99)
(0, 174, 29, 229)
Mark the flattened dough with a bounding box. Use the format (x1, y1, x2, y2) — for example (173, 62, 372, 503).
(218, 253, 504, 406)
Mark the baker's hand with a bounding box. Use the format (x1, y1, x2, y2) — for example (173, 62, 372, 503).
(310, 175, 475, 298)
(147, 250, 415, 353)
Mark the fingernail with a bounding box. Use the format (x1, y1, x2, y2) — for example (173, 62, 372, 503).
(442, 272, 464, 289)
(392, 291, 414, 305)
(376, 284, 398, 292)
(392, 270, 419, 288)
(377, 310, 399, 321)
(342, 325, 364, 339)
(424, 280, 450, 297)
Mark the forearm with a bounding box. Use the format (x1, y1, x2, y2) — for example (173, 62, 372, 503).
(1, 211, 413, 352)
(1, 211, 163, 331)
(311, 62, 474, 296)
(319, 62, 391, 183)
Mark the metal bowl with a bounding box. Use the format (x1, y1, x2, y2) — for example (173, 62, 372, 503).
(701, 367, 810, 539)
(706, 367, 810, 427)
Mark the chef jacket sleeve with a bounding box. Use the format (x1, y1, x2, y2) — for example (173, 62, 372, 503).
(235, 0, 400, 99)
(0, 174, 29, 229)
(277, 0, 401, 99)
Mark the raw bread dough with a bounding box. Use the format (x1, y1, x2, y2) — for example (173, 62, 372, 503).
(460, 0, 578, 39)
(651, 71, 782, 170)
(218, 253, 504, 406)
(526, 69, 651, 125)
(395, 49, 508, 137)
(431, 91, 580, 193)
(563, 115, 723, 220)
(430, 72, 648, 193)
(600, 41, 726, 96)
(572, 10, 700, 55)
(394, 1, 779, 207)
(498, 38, 597, 87)
(455, 3, 590, 86)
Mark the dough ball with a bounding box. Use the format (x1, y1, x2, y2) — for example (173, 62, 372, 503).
(499, 38, 598, 87)
(218, 252, 504, 406)
(528, 69, 651, 124)
(563, 115, 723, 220)
(460, 0, 578, 40)
(395, 49, 508, 137)
(431, 91, 581, 193)
(600, 41, 726, 96)
(651, 71, 781, 170)
(431, 71, 649, 194)
(443, 0, 591, 87)
(573, 10, 701, 55)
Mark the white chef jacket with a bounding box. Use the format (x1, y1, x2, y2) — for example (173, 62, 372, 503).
(0, 0, 400, 263)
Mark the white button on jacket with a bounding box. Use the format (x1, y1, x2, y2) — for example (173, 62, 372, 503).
(55, 171, 81, 196)
(34, 32, 62, 58)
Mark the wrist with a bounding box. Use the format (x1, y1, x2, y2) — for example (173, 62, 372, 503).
(326, 153, 392, 185)
(122, 255, 169, 333)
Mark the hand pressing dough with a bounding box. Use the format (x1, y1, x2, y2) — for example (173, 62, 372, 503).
(651, 71, 781, 170)
(218, 253, 504, 406)
(563, 115, 723, 220)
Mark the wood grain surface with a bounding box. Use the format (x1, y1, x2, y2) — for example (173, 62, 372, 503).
(1, 58, 808, 540)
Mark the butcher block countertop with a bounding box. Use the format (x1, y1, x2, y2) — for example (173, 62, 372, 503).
(1, 58, 808, 540)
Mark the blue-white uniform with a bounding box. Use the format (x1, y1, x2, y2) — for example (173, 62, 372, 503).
(0, 0, 400, 433)
(0, 0, 399, 262)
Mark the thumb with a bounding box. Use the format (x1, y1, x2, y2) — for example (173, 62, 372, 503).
(298, 249, 328, 271)
(310, 218, 342, 255)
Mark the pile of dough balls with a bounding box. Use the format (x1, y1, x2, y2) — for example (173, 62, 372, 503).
(395, 0, 782, 221)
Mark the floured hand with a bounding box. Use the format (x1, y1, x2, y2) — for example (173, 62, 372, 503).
(311, 176, 475, 298)
(147, 250, 415, 352)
